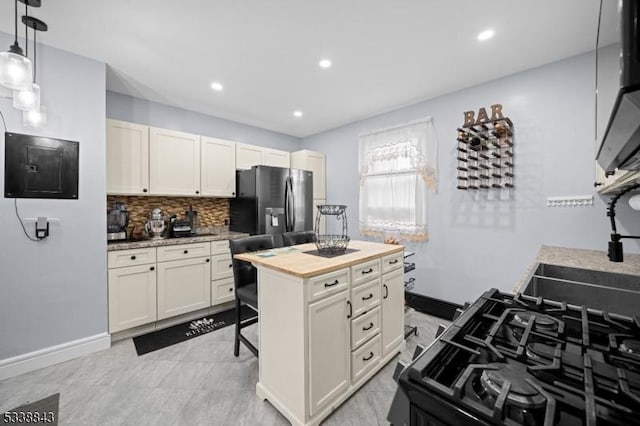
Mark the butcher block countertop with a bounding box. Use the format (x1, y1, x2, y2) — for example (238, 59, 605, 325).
(234, 240, 404, 278)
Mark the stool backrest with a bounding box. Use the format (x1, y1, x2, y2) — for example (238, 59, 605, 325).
(229, 234, 277, 289)
(282, 230, 316, 247)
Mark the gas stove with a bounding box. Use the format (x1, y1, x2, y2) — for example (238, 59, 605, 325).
(391, 289, 640, 426)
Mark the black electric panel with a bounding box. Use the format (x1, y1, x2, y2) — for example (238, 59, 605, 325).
(4, 132, 79, 199)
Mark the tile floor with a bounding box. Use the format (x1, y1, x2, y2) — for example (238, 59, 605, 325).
(0, 312, 448, 426)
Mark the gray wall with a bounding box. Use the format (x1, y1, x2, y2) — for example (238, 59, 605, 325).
(302, 52, 640, 304)
(0, 32, 107, 359)
(107, 91, 300, 151)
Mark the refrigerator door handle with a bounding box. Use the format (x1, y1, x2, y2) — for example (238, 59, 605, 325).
(290, 178, 296, 231)
(284, 177, 290, 232)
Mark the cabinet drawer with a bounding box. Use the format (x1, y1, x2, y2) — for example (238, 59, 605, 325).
(108, 247, 157, 268)
(308, 268, 350, 302)
(351, 259, 380, 288)
(157, 242, 211, 262)
(381, 251, 404, 274)
(351, 306, 381, 350)
(351, 333, 381, 384)
(211, 240, 230, 256)
(351, 278, 381, 318)
(212, 276, 235, 306)
(211, 253, 233, 280)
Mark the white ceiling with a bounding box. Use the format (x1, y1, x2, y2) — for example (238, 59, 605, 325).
(0, 1, 600, 137)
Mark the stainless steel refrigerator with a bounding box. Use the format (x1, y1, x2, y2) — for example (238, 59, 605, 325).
(229, 166, 314, 235)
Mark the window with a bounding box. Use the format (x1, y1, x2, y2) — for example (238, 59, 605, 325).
(358, 118, 437, 241)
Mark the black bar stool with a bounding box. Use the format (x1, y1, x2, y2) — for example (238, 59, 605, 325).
(282, 230, 316, 246)
(229, 234, 277, 357)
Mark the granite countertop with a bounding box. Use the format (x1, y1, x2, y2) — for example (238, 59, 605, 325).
(513, 245, 640, 292)
(107, 229, 249, 251)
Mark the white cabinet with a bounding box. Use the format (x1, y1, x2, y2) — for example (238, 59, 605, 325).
(106, 119, 150, 195)
(236, 142, 290, 169)
(308, 290, 350, 417)
(149, 127, 201, 196)
(263, 148, 290, 168)
(157, 256, 212, 320)
(291, 150, 326, 199)
(108, 264, 157, 333)
(595, 162, 640, 194)
(381, 267, 405, 357)
(201, 137, 236, 197)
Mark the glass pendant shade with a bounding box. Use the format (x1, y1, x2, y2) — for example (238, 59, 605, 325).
(23, 105, 47, 128)
(13, 83, 40, 111)
(0, 50, 33, 90)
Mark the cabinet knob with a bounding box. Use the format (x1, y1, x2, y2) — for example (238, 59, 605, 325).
(142, 188, 148, 193)
(232, 192, 236, 196)
(206, 258, 210, 263)
(150, 266, 155, 271)
(184, 250, 189, 254)
(130, 255, 137, 260)
(229, 264, 233, 268)
(229, 288, 233, 292)
(195, 190, 200, 195)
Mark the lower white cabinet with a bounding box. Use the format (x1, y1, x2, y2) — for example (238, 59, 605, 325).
(381, 267, 405, 356)
(212, 276, 235, 306)
(157, 257, 212, 320)
(308, 290, 350, 417)
(108, 264, 157, 333)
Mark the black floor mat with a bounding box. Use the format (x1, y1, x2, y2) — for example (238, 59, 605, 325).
(3, 393, 59, 425)
(132, 305, 257, 356)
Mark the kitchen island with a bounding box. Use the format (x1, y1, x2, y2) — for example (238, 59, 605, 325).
(235, 240, 405, 426)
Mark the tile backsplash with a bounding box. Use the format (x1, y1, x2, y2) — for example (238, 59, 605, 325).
(107, 195, 230, 231)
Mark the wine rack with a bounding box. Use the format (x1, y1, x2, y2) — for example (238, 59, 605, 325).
(456, 117, 514, 190)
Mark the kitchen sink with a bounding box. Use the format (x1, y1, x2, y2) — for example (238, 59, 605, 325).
(522, 263, 640, 316)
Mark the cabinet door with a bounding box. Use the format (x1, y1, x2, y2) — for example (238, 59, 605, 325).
(201, 137, 236, 197)
(157, 257, 211, 320)
(106, 119, 149, 195)
(236, 142, 264, 170)
(263, 148, 290, 168)
(211, 276, 235, 306)
(292, 151, 326, 199)
(381, 268, 405, 357)
(108, 264, 157, 333)
(149, 127, 201, 196)
(308, 290, 350, 417)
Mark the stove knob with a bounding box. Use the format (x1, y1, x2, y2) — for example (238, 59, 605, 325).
(412, 344, 427, 361)
(393, 361, 408, 382)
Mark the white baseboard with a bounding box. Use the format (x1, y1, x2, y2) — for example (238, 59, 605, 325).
(0, 333, 111, 381)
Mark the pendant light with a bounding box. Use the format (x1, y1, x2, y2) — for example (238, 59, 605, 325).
(0, 0, 33, 90)
(20, 10, 48, 127)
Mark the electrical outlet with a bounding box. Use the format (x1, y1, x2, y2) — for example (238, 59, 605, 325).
(546, 195, 594, 208)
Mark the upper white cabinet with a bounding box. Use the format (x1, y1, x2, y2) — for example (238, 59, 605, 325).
(236, 142, 290, 169)
(149, 127, 201, 196)
(106, 119, 150, 195)
(201, 137, 236, 197)
(291, 150, 326, 199)
(263, 148, 291, 168)
(595, 162, 640, 194)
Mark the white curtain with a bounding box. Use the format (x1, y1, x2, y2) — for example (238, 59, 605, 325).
(358, 117, 437, 241)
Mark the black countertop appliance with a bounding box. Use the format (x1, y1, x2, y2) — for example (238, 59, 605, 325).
(229, 165, 313, 235)
(389, 288, 640, 425)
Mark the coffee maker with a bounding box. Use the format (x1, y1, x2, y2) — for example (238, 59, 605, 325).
(107, 202, 129, 241)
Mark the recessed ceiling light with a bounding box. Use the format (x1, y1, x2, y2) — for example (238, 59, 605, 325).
(477, 29, 495, 41)
(210, 81, 223, 91)
(293, 110, 303, 118)
(318, 59, 332, 69)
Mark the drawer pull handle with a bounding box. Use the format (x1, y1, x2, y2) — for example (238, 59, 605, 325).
(150, 266, 155, 271)
(324, 279, 339, 288)
(130, 255, 137, 260)
(363, 352, 374, 362)
(361, 268, 373, 274)
(347, 301, 352, 319)
(362, 293, 373, 301)
(389, 259, 399, 265)
(383, 284, 389, 299)
(362, 322, 374, 331)
(184, 250, 189, 254)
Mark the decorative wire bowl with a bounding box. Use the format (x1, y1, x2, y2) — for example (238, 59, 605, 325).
(315, 234, 351, 255)
(316, 204, 347, 215)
